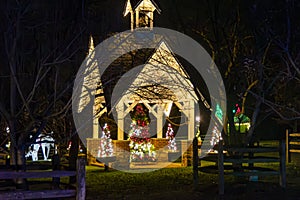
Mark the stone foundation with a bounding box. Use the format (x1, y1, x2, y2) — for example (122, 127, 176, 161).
(180, 140, 193, 167)
(86, 138, 101, 157)
(112, 140, 130, 169)
(151, 138, 169, 150)
(86, 138, 195, 168)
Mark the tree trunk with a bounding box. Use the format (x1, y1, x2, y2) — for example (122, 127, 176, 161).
(69, 132, 79, 184)
(244, 99, 262, 145)
(8, 120, 17, 167)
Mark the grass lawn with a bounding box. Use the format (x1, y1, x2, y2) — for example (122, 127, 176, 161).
(22, 155, 300, 199)
(84, 159, 300, 200)
(86, 165, 211, 200)
(83, 141, 300, 199)
(23, 140, 300, 199)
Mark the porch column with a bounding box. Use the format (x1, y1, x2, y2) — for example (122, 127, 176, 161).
(130, 12, 134, 31)
(92, 105, 99, 138)
(156, 105, 164, 138)
(117, 102, 124, 140)
(188, 101, 195, 140)
(92, 116, 99, 138)
(135, 9, 139, 28)
(149, 12, 153, 29)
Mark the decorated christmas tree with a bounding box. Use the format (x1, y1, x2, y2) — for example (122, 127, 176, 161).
(166, 123, 177, 152)
(128, 104, 156, 162)
(97, 123, 114, 157)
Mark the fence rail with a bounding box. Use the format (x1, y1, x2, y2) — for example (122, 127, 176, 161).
(193, 139, 286, 196)
(286, 129, 300, 163)
(0, 157, 86, 200)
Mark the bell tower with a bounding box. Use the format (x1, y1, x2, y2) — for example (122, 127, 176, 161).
(123, 0, 161, 31)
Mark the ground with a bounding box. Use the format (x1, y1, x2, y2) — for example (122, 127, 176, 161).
(1, 144, 299, 200)
(85, 153, 300, 200)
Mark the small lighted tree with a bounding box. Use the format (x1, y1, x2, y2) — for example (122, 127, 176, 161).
(166, 123, 177, 152)
(209, 104, 224, 152)
(97, 123, 114, 157)
(128, 104, 156, 162)
(210, 125, 222, 147)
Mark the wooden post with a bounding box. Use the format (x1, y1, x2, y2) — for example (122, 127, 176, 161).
(130, 11, 134, 31)
(192, 137, 199, 189)
(218, 139, 224, 196)
(92, 116, 99, 138)
(248, 142, 254, 169)
(156, 105, 163, 138)
(135, 9, 139, 28)
(286, 129, 290, 163)
(187, 101, 195, 140)
(181, 140, 192, 167)
(104, 162, 109, 172)
(117, 102, 124, 140)
(76, 157, 86, 200)
(280, 140, 286, 188)
(149, 12, 153, 29)
(52, 154, 60, 189)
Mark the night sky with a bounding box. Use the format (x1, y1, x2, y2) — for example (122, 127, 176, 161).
(0, 0, 299, 152)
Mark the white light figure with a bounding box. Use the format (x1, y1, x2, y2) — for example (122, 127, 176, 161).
(26, 132, 55, 161)
(41, 132, 55, 160)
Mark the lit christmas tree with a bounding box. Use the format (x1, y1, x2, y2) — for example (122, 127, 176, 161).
(209, 104, 223, 149)
(210, 124, 222, 147)
(166, 123, 177, 152)
(128, 104, 156, 162)
(97, 123, 114, 157)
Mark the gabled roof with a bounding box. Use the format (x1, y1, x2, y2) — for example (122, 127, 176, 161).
(128, 0, 140, 9)
(134, 0, 161, 14)
(78, 36, 107, 116)
(123, 0, 132, 17)
(124, 0, 161, 15)
(148, 41, 187, 79)
(118, 39, 198, 105)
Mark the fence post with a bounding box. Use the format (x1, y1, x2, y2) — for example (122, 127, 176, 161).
(218, 139, 224, 196)
(280, 140, 286, 188)
(286, 129, 290, 163)
(76, 157, 86, 200)
(193, 137, 199, 189)
(52, 154, 60, 189)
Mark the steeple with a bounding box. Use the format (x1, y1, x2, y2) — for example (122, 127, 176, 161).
(123, 0, 161, 31)
(88, 35, 94, 55)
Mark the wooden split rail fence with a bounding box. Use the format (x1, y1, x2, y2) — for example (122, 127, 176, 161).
(286, 129, 300, 163)
(0, 157, 86, 200)
(193, 138, 286, 195)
